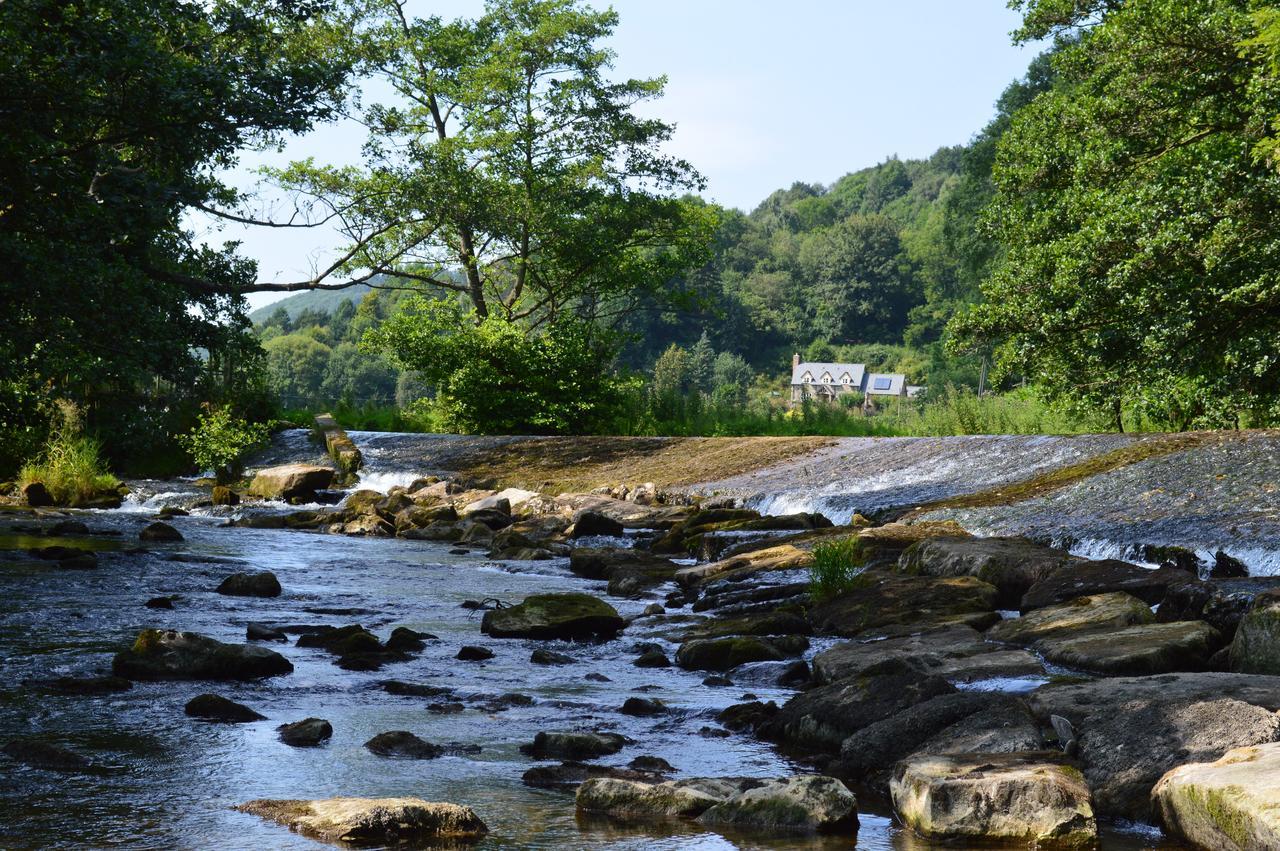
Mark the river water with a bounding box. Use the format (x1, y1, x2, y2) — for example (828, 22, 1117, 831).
(0, 498, 909, 850)
(0, 426, 1209, 850)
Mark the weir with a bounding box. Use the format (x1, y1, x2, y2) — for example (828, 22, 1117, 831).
(257, 429, 1280, 577)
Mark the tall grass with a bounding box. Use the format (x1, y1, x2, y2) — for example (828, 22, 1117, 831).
(19, 401, 118, 506)
(809, 537, 868, 601)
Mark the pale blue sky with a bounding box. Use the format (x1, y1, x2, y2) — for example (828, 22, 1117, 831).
(220, 1, 1046, 310)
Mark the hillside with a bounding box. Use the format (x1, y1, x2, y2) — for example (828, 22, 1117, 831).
(248, 282, 376, 324)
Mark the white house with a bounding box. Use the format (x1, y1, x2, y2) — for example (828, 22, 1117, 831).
(789, 354, 908, 407)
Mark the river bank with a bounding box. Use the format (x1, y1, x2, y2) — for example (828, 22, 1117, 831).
(4, 427, 1280, 849)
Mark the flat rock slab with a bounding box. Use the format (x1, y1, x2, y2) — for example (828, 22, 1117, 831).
(808, 572, 999, 638)
(813, 625, 1042, 685)
(576, 777, 759, 820)
(899, 536, 1083, 607)
(236, 797, 487, 845)
(890, 752, 1096, 847)
(247, 464, 334, 501)
(1020, 561, 1187, 612)
(1028, 672, 1280, 727)
(988, 591, 1154, 645)
(837, 693, 1043, 787)
(1080, 698, 1280, 820)
(481, 593, 624, 640)
(1036, 620, 1222, 676)
(1154, 742, 1280, 850)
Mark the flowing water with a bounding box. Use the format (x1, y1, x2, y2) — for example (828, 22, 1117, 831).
(6, 427, 1241, 849)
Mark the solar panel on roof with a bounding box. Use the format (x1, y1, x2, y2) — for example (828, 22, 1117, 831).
(873, 377, 892, 391)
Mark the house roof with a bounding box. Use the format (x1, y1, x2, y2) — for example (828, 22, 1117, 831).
(791, 362, 865, 386)
(865, 373, 906, 395)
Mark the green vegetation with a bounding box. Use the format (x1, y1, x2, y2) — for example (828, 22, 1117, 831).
(19, 403, 118, 506)
(809, 538, 867, 602)
(7, 0, 1279, 475)
(176, 408, 271, 484)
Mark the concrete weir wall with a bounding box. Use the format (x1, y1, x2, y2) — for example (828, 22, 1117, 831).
(313, 414, 363, 478)
(257, 428, 1280, 575)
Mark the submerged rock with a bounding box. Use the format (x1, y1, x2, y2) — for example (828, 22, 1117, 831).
(139, 521, 183, 543)
(456, 645, 494, 661)
(235, 797, 487, 844)
(1153, 741, 1280, 849)
(891, 752, 1096, 846)
(2, 738, 91, 772)
(521, 731, 628, 761)
(481, 593, 625, 641)
(246, 622, 287, 642)
(278, 718, 332, 747)
(364, 731, 442, 759)
(26, 675, 131, 696)
(530, 648, 574, 666)
(522, 761, 664, 790)
(184, 693, 266, 723)
(216, 571, 282, 598)
(697, 775, 858, 834)
(112, 629, 293, 681)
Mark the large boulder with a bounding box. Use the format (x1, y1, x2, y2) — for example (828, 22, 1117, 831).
(1020, 561, 1186, 612)
(808, 573, 999, 637)
(988, 591, 1154, 645)
(813, 624, 1042, 685)
(481, 593, 624, 640)
(235, 798, 487, 844)
(216, 571, 282, 598)
(1078, 698, 1280, 820)
(139, 521, 183, 542)
(1230, 589, 1280, 674)
(675, 636, 790, 672)
(364, 731, 443, 759)
(891, 752, 1096, 847)
(571, 509, 625, 538)
(247, 464, 334, 501)
(758, 666, 956, 752)
(1035, 620, 1222, 676)
(675, 543, 813, 587)
(278, 718, 332, 747)
(1153, 741, 1280, 850)
(112, 629, 293, 681)
(521, 731, 628, 761)
(836, 692, 1043, 786)
(576, 777, 757, 820)
(899, 536, 1083, 608)
(1027, 672, 1280, 728)
(697, 775, 857, 834)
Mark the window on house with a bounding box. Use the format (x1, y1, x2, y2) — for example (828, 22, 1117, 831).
(872, 377, 892, 391)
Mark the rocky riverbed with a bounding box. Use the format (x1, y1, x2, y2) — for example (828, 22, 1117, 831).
(5, 427, 1280, 849)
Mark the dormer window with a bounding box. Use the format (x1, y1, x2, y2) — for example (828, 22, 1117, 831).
(821, 372, 832, 384)
(841, 374, 851, 385)
(802, 372, 813, 384)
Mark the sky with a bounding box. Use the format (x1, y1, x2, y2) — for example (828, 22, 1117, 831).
(213, 1, 1047, 311)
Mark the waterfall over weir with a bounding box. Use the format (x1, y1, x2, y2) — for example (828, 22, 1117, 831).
(259, 428, 1280, 576)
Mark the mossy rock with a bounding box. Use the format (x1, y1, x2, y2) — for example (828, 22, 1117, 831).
(113, 629, 293, 681)
(481, 593, 624, 640)
(675, 636, 788, 672)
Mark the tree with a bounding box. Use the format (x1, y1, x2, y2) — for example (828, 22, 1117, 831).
(798, 214, 913, 343)
(950, 0, 1280, 428)
(362, 297, 629, 433)
(0, 0, 350, 471)
(263, 335, 332, 407)
(268, 0, 715, 329)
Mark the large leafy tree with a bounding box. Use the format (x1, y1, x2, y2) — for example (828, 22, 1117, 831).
(950, 0, 1280, 429)
(0, 0, 350, 469)
(268, 0, 715, 329)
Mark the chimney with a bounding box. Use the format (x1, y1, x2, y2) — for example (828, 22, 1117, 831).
(792, 352, 801, 370)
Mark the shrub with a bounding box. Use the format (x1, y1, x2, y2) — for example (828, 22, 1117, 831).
(809, 537, 867, 601)
(177, 407, 270, 483)
(19, 401, 118, 506)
